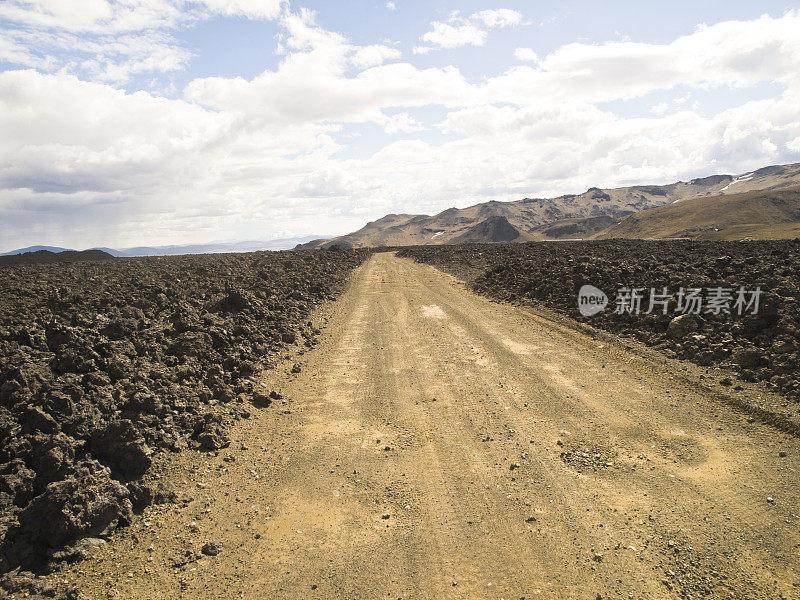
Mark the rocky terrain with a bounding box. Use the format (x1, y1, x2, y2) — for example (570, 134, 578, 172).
(0, 248, 368, 583)
(299, 162, 800, 248)
(398, 240, 800, 413)
(0, 250, 114, 266)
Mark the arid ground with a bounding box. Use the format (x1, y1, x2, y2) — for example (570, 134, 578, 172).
(35, 253, 799, 600)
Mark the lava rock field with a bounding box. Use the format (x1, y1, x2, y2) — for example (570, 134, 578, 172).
(0, 248, 368, 576)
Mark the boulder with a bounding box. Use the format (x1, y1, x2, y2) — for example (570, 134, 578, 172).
(667, 314, 698, 341)
(90, 420, 152, 479)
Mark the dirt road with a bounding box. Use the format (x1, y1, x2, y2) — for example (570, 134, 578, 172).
(55, 253, 799, 600)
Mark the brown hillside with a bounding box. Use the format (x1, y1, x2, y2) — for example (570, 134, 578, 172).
(598, 185, 800, 240)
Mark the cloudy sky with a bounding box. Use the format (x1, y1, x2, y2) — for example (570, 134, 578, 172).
(1, 0, 800, 250)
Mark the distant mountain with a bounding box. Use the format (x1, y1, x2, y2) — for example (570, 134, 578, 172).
(0, 249, 114, 266)
(106, 236, 329, 256)
(1, 236, 329, 258)
(0, 245, 72, 256)
(297, 161, 800, 248)
(597, 185, 800, 241)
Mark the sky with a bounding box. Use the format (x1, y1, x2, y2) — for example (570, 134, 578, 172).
(1, 1, 800, 251)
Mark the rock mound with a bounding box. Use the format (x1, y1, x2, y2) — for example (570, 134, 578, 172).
(452, 216, 521, 244)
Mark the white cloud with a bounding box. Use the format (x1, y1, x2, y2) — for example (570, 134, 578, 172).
(0, 30, 55, 70)
(297, 167, 369, 197)
(482, 12, 800, 107)
(0, 69, 230, 191)
(0, 28, 191, 83)
(651, 101, 669, 115)
(420, 20, 486, 49)
(0, 0, 283, 83)
(416, 8, 523, 53)
(196, 0, 283, 20)
(514, 47, 538, 62)
(473, 9, 523, 28)
(381, 112, 423, 134)
(185, 11, 475, 121)
(385, 2, 396, 10)
(0, 0, 180, 34)
(350, 44, 401, 69)
(0, 0, 283, 32)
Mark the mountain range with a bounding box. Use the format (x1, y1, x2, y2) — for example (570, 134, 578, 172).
(297, 162, 800, 248)
(1, 236, 328, 258)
